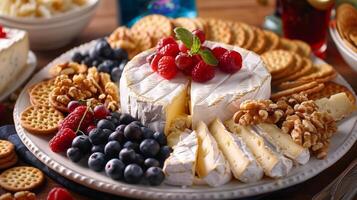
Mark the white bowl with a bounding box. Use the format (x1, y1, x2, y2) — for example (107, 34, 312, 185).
(329, 23, 357, 71)
(0, 0, 100, 50)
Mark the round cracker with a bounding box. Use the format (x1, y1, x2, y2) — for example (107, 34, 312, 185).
(308, 82, 356, 103)
(29, 79, 56, 106)
(172, 17, 198, 31)
(275, 57, 313, 85)
(205, 18, 232, 44)
(0, 140, 14, 159)
(20, 105, 64, 135)
(271, 81, 320, 100)
(279, 38, 299, 53)
(261, 50, 295, 75)
(250, 28, 266, 54)
(272, 53, 303, 81)
(241, 23, 255, 49)
(230, 21, 247, 47)
(131, 14, 173, 45)
(262, 30, 280, 52)
(293, 40, 311, 57)
(298, 64, 335, 81)
(0, 167, 44, 192)
(0, 155, 17, 170)
(130, 29, 153, 58)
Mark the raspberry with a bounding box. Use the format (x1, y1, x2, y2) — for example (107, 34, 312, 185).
(219, 50, 243, 73)
(191, 61, 215, 83)
(156, 36, 177, 50)
(49, 128, 76, 153)
(175, 53, 193, 71)
(0, 27, 6, 38)
(158, 43, 180, 57)
(212, 47, 228, 59)
(47, 187, 74, 200)
(157, 56, 178, 80)
(178, 42, 189, 53)
(60, 106, 94, 132)
(150, 54, 162, 71)
(192, 29, 206, 43)
(192, 54, 203, 65)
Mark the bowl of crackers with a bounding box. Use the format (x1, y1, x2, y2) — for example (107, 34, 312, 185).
(0, 0, 100, 50)
(330, 3, 357, 71)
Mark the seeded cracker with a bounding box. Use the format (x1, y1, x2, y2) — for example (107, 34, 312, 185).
(0, 167, 44, 192)
(172, 18, 198, 31)
(205, 18, 232, 44)
(261, 50, 294, 75)
(250, 28, 266, 54)
(29, 79, 56, 106)
(0, 140, 14, 159)
(262, 30, 280, 52)
(229, 21, 247, 47)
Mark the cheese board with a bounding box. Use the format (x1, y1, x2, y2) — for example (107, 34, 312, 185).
(13, 39, 357, 200)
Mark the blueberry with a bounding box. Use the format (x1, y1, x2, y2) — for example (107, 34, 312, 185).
(124, 124, 142, 141)
(141, 127, 154, 139)
(124, 164, 143, 184)
(72, 52, 84, 63)
(97, 119, 115, 131)
(83, 57, 93, 67)
(119, 113, 136, 125)
(98, 62, 111, 74)
(105, 159, 125, 180)
(106, 115, 120, 126)
(89, 128, 106, 145)
(123, 141, 139, 152)
(130, 121, 143, 127)
(139, 139, 160, 157)
(66, 147, 82, 162)
(145, 167, 165, 186)
(102, 129, 112, 141)
(111, 112, 121, 120)
(88, 152, 106, 172)
(119, 148, 136, 164)
(91, 144, 105, 153)
(72, 135, 91, 154)
(144, 158, 160, 169)
(134, 153, 144, 166)
(108, 130, 124, 143)
(119, 60, 128, 71)
(111, 67, 122, 82)
(95, 40, 113, 58)
(92, 60, 101, 67)
(104, 141, 122, 158)
(116, 124, 126, 132)
(113, 48, 128, 61)
(158, 146, 172, 161)
(89, 47, 100, 59)
(153, 131, 167, 145)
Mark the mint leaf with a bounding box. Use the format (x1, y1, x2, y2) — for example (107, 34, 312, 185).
(174, 27, 193, 48)
(199, 49, 218, 66)
(190, 35, 201, 54)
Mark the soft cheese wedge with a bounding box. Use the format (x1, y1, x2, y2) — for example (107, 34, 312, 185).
(225, 120, 293, 178)
(0, 28, 29, 94)
(120, 50, 189, 134)
(255, 123, 310, 165)
(190, 42, 271, 128)
(195, 121, 231, 187)
(167, 128, 191, 148)
(163, 131, 198, 186)
(315, 92, 356, 121)
(209, 118, 263, 183)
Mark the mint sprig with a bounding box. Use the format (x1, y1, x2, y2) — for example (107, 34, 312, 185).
(174, 27, 218, 66)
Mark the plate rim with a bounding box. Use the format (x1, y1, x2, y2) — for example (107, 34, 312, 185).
(0, 51, 37, 101)
(13, 41, 357, 200)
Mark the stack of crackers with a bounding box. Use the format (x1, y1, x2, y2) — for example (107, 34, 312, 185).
(336, 3, 357, 53)
(0, 140, 17, 170)
(107, 14, 311, 59)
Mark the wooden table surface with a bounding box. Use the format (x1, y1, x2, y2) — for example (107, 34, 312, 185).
(1, 0, 356, 199)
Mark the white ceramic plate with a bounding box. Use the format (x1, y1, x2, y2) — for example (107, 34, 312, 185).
(13, 41, 357, 200)
(0, 51, 37, 101)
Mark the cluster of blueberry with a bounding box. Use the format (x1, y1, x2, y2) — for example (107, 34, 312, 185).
(66, 111, 171, 186)
(71, 38, 128, 82)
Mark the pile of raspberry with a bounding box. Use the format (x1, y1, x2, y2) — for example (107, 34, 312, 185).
(147, 29, 243, 83)
(0, 26, 7, 38)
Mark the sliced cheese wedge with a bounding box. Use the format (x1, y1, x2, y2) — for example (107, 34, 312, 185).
(315, 92, 356, 121)
(167, 128, 191, 148)
(209, 118, 263, 183)
(225, 120, 293, 178)
(163, 131, 198, 186)
(195, 121, 232, 187)
(255, 123, 310, 165)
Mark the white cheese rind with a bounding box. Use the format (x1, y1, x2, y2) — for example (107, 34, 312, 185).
(209, 118, 263, 183)
(225, 121, 293, 178)
(0, 28, 29, 94)
(191, 41, 271, 128)
(163, 131, 198, 186)
(196, 121, 231, 187)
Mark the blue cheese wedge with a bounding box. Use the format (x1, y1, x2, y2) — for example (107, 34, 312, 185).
(209, 118, 263, 183)
(225, 120, 293, 178)
(255, 123, 310, 165)
(163, 131, 198, 186)
(195, 121, 231, 187)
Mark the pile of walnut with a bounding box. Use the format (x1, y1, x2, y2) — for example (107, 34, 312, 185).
(233, 94, 336, 159)
(49, 62, 119, 112)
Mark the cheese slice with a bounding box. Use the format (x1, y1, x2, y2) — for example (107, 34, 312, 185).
(0, 28, 29, 94)
(195, 121, 231, 187)
(120, 50, 189, 134)
(163, 131, 198, 186)
(190, 42, 271, 128)
(255, 123, 310, 165)
(314, 92, 356, 121)
(209, 118, 263, 182)
(225, 120, 293, 178)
